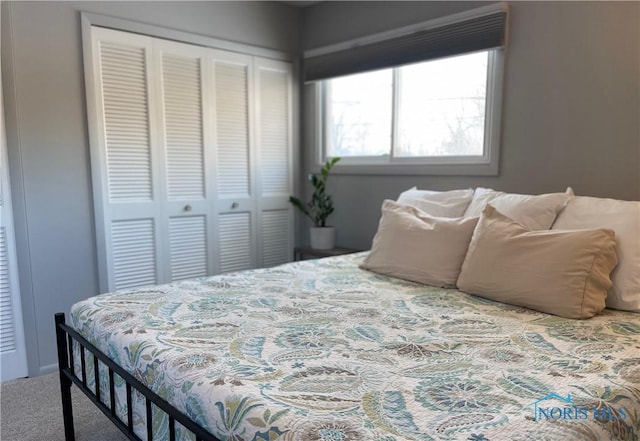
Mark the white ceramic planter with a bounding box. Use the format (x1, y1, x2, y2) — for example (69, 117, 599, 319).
(310, 227, 335, 250)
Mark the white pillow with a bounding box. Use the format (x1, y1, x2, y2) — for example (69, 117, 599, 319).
(361, 200, 479, 288)
(463, 187, 572, 230)
(397, 187, 474, 218)
(463, 187, 500, 216)
(458, 205, 618, 319)
(552, 196, 640, 312)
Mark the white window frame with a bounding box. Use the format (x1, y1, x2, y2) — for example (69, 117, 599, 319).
(309, 43, 505, 177)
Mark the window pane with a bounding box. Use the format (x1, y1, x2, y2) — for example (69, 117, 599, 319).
(326, 70, 392, 157)
(397, 51, 488, 157)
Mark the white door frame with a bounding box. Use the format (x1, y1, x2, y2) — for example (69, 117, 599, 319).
(0, 53, 28, 381)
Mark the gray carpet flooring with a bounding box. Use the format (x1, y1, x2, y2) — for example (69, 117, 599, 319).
(1, 373, 127, 441)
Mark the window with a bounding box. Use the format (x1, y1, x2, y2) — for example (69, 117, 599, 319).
(327, 51, 490, 159)
(305, 5, 507, 175)
(396, 52, 487, 158)
(326, 69, 392, 158)
(321, 50, 502, 173)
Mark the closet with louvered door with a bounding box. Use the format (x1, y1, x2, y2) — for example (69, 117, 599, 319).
(86, 27, 293, 293)
(255, 58, 294, 268)
(1, 61, 28, 380)
(211, 51, 256, 274)
(90, 28, 163, 291)
(155, 40, 213, 283)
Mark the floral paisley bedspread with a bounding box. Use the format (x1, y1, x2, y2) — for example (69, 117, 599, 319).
(70, 253, 640, 441)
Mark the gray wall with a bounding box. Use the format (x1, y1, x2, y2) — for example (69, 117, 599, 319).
(3, 0, 639, 376)
(300, 1, 640, 250)
(1, 0, 301, 375)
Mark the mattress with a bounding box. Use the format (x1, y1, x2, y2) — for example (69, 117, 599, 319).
(70, 253, 640, 441)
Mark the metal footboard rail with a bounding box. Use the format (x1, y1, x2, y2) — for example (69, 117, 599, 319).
(55, 313, 222, 441)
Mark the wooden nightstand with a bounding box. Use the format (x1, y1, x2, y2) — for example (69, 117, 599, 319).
(293, 246, 362, 261)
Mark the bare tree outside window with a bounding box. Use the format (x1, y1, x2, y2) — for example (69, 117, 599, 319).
(396, 51, 488, 157)
(324, 51, 489, 160)
(326, 70, 392, 157)
(440, 91, 486, 156)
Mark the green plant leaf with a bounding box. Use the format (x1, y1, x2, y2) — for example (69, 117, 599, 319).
(288, 196, 309, 216)
(288, 157, 340, 227)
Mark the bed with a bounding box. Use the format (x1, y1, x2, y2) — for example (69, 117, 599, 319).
(56, 252, 640, 441)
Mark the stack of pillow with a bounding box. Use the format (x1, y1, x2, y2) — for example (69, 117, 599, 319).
(360, 186, 639, 319)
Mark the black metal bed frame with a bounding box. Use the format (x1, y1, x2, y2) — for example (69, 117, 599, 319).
(55, 313, 222, 441)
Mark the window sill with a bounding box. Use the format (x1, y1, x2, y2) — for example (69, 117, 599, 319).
(311, 161, 499, 176)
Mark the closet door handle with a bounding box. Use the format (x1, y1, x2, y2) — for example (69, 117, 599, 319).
(231, 202, 239, 209)
(184, 205, 192, 212)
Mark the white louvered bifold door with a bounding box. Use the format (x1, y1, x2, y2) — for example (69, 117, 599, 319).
(211, 51, 257, 274)
(255, 59, 293, 268)
(87, 27, 295, 290)
(0, 65, 28, 380)
(90, 28, 163, 291)
(155, 40, 213, 282)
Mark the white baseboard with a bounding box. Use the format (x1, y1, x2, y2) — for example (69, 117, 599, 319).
(39, 363, 57, 376)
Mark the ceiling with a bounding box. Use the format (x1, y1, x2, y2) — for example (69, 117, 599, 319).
(279, 1, 322, 8)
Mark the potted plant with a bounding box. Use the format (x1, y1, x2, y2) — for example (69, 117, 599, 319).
(289, 157, 340, 250)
